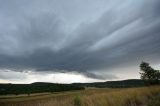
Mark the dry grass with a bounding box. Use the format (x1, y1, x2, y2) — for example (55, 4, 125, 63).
(0, 86, 160, 106)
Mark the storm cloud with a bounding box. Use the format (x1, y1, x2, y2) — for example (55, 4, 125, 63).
(0, 0, 160, 81)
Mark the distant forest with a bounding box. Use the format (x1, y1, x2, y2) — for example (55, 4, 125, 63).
(0, 83, 84, 95)
(0, 79, 144, 95)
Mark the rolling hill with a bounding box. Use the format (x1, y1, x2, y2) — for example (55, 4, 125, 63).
(0, 79, 145, 95)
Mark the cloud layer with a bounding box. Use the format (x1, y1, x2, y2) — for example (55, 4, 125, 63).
(0, 0, 160, 80)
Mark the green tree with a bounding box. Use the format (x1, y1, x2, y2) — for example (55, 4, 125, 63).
(140, 61, 160, 85)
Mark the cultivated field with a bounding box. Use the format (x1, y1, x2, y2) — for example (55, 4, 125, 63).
(0, 86, 160, 106)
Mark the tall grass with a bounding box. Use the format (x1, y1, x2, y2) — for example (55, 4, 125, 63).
(0, 86, 160, 106)
(148, 94, 160, 106)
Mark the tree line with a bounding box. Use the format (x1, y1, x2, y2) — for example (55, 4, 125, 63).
(0, 83, 85, 95)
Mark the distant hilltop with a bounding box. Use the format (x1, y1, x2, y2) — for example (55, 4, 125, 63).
(0, 79, 147, 95)
(72, 79, 145, 88)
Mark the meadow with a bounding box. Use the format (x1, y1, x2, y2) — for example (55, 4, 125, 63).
(0, 86, 160, 106)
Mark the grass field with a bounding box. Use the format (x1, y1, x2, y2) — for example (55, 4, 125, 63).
(0, 86, 160, 106)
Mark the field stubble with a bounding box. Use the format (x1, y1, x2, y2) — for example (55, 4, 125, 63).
(0, 86, 160, 106)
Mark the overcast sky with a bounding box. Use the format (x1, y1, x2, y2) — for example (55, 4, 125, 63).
(0, 0, 160, 83)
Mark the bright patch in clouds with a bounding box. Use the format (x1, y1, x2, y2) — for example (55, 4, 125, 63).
(0, 70, 105, 84)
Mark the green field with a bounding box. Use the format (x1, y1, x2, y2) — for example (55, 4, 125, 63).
(0, 86, 160, 106)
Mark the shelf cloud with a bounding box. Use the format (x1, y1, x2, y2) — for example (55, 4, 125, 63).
(0, 0, 160, 82)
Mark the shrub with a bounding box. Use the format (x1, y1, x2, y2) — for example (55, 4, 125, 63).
(74, 95, 81, 106)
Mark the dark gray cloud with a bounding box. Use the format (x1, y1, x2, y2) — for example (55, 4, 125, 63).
(0, 0, 160, 80)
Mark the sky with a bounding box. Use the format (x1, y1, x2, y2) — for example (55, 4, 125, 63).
(0, 0, 160, 83)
